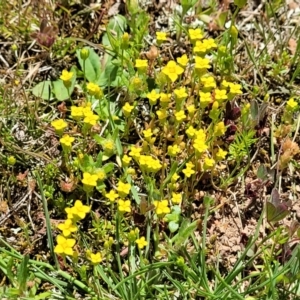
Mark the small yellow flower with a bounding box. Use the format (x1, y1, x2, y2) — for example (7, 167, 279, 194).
(82, 105, 93, 117)
(136, 237, 148, 249)
(186, 104, 196, 115)
(215, 148, 227, 161)
(122, 154, 132, 167)
(199, 91, 212, 108)
(188, 28, 203, 42)
(203, 157, 215, 170)
(54, 235, 76, 256)
(186, 126, 196, 139)
(287, 98, 298, 111)
(214, 121, 226, 137)
(203, 38, 217, 50)
(160, 93, 172, 105)
(177, 54, 188, 67)
(175, 110, 186, 122)
(156, 109, 167, 120)
(57, 219, 77, 237)
(117, 181, 131, 198)
(182, 167, 195, 178)
(156, 31, 167, 43)
(96, 169, 106, 181)
(171, 173, 180, 182)
(51, 119, 68, 132)
(105, 189, 119, 202)
(60, 70, 73, 82)
(123, 102, 134, 117)
(162, 61, 184, 82)
(87, 250, 102, 264)
(153, 200, 170, 215)
(193, 40, 207, 55)
(60, 134, 75, 148)
(193, 139, 208, 154)
(229, 83, 242, 95)
(82, 172, 98, 187)
(147, 90, 160, 105)
(118, 199, 131, 213)
(129, 146, 142, 159)
(174, 88, 188, 100)
(195, 56, 210, 71)
(103, 139, 115, 153)
(215, 89, 228, 102)
(171, 192, 182, 204)
(71, 106, 84, 120)
(143, 128, 153, 140)
(83, 114, 99, 126)
(168, 144, 180, 157)
(201, 76, 216, 90)
(135, 59, 148, 69)
(87, 82, 102, 98)
(71, 200, 91, 219)
(7, 156, 16, 166)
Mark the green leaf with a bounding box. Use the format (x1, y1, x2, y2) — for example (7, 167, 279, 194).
(103, 163, 114, 174)
(234, 0, 247, 8)
(17, 255, 29, 293)
(32, 81, 52, 100)
(169, 221, 179, 233)
(257, 164, 268, 181)
(77, 47, 101, 82)
(172, 219, 198, 248)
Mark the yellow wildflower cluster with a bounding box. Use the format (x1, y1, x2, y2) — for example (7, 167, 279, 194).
(138, 155, 162, 173)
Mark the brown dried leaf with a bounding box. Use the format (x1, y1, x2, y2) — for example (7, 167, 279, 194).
(288, 38, 297, 55)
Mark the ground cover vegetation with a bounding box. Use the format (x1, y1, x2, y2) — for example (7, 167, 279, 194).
(1, 0, 300, 299)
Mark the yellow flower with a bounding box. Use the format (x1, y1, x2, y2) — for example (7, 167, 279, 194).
(60, 134, 75, 148)
(156, 109, 167, 120)
(203, 38, 217, 50)
(156, 31, 167, 42)
(187, 104, 196, 115)
(60, 70, 73, 82)
(201, 76, 216, 89)
(96, 169, 106, 181)
(51, 119, 67, 132)
(229, 83, 242, 95)
(182, 167, 195, 178)
(136, 237, 148, 249)
(87, 251, 102, 264)
(168, 144, 180, 157)
(118, 199, 131, 213)
(203, 157, 215, 170)
(174, 87, 188, 100)
(71, 106, 84, 120)
(193, 41, 207, 56)
(123, 102, 134, 117)
(214, 121, 226, 137)
(221, 80, 231, 90)
(193, 139, 208, 154)
(122, 154, 132, 167)
(54, 235, 76, 256)
(188, 28, 203, 42)
(103, 139, 115, 153)
(82, 105, 93, 117)
(177, 54, 189, 67)
(87, 83, 103, 99)
(215, 148, 227, 161)
(287, 98, 298, 111)
(105, 189, 119, 202)
(175, 110, 186, 122)
(153, 200, 170, 215)
(171, 192, 182, 204)
(57, 219, 77, 237)
(7, 156, 16, 166)
(195, 57, 210, 71)
(171, 173, 180, 182)
(147, 89, 160, 105)
(215, 89, 228, 102)
(83, 114, 99, 126)
(199, 91, 212, 108)
(135, 59, 148, 69)
(71, 200, 91, 219)
(117, 181, 131, 198)
(82, 172, 98, 187)
(160, 93, 172, 105)
(143, 128, 153, 140)
(162, 61, 184, 82)
(186, 126, 196, 139)
(129, 146, 142, 159)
